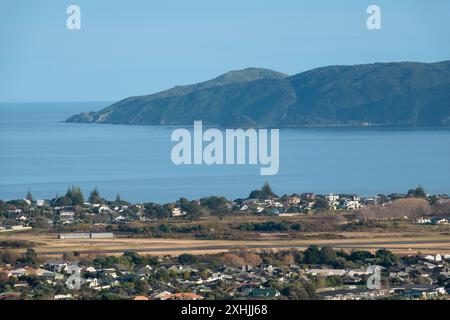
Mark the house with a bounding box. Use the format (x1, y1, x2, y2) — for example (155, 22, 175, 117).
(319, 288, 389, 300)
(152, 291, 173, 300)
(85, 266, 96, 273)
(171, 207, 186, 217)
(434, 218, 449, 225)
(249, 288, 280, 298)
(17, 216, 28, 222)
(35, 268, 65, 280)
(54, 294, 74, 300)
(347, 269, 372, 276)
(158, 292, 204, 300)
(114, 215, 126, 222)
(343, 200, 362, 210)
(237, 284, 260, 296)
(10, 225, 32, 231)
(97, 205, 113, 214)
(391, 285, 446, 298)
(325, 194, 339, 202)
(168, 265, 198, 273)
(308, 269, 347, 276)
(45, 261, 69, 273)
(302, 193, 316, 200)
(36, 200, 47, 207)
(364, 197, 378, 205)
(9, 267, 63, 280)
(288, 195, 301, 205)
(9, 268, 28, 277)
(416, 217, 431, 224)
(13, 281, 29, 288)
(424, 262, 439, 269)
(83, 278, 99, 288)
(8, 206, 22, 214)
(59, 210, 75, 222)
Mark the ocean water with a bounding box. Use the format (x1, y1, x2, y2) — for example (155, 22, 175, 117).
(1, 102, 450, 203)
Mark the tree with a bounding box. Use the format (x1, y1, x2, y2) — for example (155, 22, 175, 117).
(326, 276, 343, 287)
(281, 283, 310, 300)
(0, 250, 19, 265)
(375, 249, 397, 267)
(56, 196, 72, 206)
(0, 272, 10, 286)
(122, 252, 146, 266)
(313, 198, 329, 211)
(30, 217, 51, 229)
(407, 186, 427, 199)
(63, 252, 75, 261)
(281, 254, 295, 266)
(88, 187, 106, 204)
(22, 248, 38, 266)
(348, 250, 374, 262)
(242, 252, 262, 267)
(66, 186, 85, 206)
(179, 198, 207, 219)
(178, 254, 199, 265)
(248, 182, 278, 200)
(200, 196, 230, 216)
(143, 203, 171, 219)
(303, 246, 320, 264)
(221, 253, 245, 266)
(358, 198, 431, 220)
(25, 191, 34, 202)
(319, 246, 337, 265)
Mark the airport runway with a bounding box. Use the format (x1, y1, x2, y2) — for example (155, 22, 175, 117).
(37, 238, 450, 256)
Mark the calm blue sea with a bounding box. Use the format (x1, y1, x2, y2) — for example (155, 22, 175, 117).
(1, 102, 450, 203)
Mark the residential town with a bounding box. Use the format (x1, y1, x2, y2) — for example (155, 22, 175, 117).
(1, 246, 450, 300)
(1, 184, 449, 230)
(1, 184, 450, 300)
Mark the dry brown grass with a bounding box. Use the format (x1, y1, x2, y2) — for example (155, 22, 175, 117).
(1, 230, 450, 256)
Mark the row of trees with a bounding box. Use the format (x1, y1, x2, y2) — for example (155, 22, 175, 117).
(358, 198, 431, 220)
(218, 246, 398, 270)
(50, 186, 127, 207)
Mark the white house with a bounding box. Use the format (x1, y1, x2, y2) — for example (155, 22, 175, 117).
(171, 207, 186, 217)
(36, 200, 46, 207)
(325, 194, 340, 202)
(343, 200, 362, 210)
(416, 217, 431, 224)
(308, 269, 347, 276)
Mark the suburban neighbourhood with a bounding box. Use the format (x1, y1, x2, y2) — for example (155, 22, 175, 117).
(1, 184, 450, 300)
(1, 246, 450, 300)
(1, 184, 449, 231)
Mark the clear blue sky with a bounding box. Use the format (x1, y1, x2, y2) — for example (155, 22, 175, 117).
(1, 0, 449, 102)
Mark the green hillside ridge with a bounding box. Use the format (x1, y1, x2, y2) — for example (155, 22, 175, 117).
(66, 61, 450, 127)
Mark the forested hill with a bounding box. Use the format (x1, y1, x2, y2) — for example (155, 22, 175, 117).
(66, 61, 450, 127)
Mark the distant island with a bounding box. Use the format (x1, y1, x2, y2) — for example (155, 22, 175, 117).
(66, 61, 450, 127)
